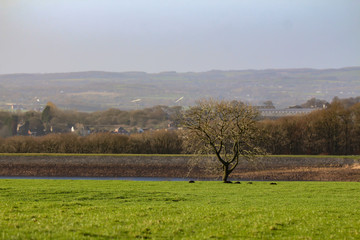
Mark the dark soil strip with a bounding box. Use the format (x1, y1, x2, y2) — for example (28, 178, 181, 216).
(1, 163, 360, 181)
(0, 155, 359, 181)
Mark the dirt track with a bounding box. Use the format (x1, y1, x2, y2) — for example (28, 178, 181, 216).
(0, 155, 359, 181)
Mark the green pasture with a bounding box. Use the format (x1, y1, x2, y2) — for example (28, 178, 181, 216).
(0, 180, 359, 239)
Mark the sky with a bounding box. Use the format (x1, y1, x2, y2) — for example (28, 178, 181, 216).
(0, 0, 359, 74)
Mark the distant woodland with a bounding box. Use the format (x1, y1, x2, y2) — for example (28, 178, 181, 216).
(1, 96, 360, 155)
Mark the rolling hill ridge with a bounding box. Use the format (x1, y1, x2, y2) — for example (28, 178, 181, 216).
(1, 67, 359, 111)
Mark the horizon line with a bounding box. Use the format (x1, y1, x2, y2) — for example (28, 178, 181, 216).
(1, 66, 360, 76)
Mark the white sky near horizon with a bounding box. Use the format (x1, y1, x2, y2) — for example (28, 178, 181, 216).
(0, 0, 359, 74)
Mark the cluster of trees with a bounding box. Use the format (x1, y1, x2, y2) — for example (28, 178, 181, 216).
(2, 97, 360, 156)
(0, 103, 181, 138)
(0, 130, 182, 154)
(0, 112, 18, 137)
(259, 97, 360, 155)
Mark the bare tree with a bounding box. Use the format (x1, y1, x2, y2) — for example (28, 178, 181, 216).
(181, 99, 264, 182)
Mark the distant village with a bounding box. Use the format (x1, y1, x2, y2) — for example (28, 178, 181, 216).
(16, 118, 179, 137)
(7, 98, 328, 137)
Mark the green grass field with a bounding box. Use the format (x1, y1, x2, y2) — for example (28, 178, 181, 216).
(0, 180, 359, 239)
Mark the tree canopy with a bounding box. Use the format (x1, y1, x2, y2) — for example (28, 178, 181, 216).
(181, 99, 264, 182)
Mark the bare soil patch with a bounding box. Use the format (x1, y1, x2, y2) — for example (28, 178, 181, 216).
(0, 155, 359, 181)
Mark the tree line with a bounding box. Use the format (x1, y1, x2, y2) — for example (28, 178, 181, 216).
(1, 97, 360, 155)
(0, 130, 182, 154)
(259, 98, 360, 155)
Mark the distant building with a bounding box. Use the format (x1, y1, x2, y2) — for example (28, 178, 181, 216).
(71, 124, 90, 136)
(167, 121, 178, 130)
(17, 122, 29, 136)
(6, 103, 25, 112)
(259, 108, 320, 117)
(113, 127, 130, 135)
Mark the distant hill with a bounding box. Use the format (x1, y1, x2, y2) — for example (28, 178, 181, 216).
(1, 67, 360, 111)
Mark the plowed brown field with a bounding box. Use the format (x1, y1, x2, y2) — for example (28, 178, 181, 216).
(1, 155, 359, 181)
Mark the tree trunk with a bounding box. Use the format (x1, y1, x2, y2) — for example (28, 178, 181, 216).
(222, 164, 230, 182)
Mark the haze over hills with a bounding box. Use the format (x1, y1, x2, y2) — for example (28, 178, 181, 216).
(1, 67, 360, 112)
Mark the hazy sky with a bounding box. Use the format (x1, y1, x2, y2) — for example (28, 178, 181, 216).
(1, 0, 359, 74)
